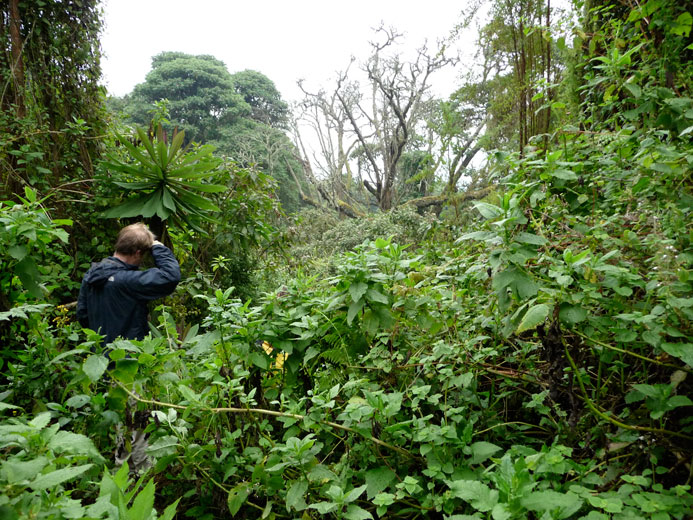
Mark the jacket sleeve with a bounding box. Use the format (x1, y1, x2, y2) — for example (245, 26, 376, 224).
(76, 276, 89, 327)
(124, 244, 181, 301)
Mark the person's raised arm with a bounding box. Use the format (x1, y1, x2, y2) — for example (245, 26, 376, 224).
(125, 242, 181, 300)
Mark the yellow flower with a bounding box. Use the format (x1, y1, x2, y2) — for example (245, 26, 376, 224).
(261, 341, 288, 371)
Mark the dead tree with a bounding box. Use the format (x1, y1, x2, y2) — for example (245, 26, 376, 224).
(335, 27, 456, 210)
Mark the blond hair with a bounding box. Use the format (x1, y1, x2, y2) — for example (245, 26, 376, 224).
(114, 223, 155, 255)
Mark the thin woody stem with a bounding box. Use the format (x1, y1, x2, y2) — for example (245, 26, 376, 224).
(117, 381, 415, 459)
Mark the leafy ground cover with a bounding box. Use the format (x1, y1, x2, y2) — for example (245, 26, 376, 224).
(2, 110, 692, 516)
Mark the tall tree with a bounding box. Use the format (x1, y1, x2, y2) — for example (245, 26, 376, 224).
(477, 0, 560, 153)
(231, 69, 289, 128)
(297, 27, 455, 212)
(293, 81, 365, 216)
(342, 27, 455, 210)
(124, 52, 251, 143)
(215, 119, 307, 212)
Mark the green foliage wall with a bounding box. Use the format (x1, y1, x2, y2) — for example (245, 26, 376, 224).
(0, 0, 106, 198)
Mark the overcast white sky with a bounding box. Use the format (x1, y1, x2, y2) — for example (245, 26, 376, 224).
(99, 0, 476, 103)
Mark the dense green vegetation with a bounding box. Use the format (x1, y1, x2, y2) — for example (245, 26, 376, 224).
(1, 0, 692, 519)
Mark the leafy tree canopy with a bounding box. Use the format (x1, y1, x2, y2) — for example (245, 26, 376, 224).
(125, 52, 251, 143)
(230, 69, 289, 128)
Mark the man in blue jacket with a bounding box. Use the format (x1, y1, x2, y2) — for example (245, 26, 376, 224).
(77, 223, 181, 344)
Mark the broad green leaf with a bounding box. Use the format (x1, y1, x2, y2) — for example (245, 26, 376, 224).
(456, 231, 499, 243)
(167, 163, 215, 179)
(286, 480, 308, 511)
(103, 159, 155, 177)
(59, 498, 85, 519)
(309, 502, 338, 514)
(667, 296, 693, 308)
(372, 493, 395, 507)
(520, 490, 583, 519)
(587, 495, 623, 513)
(136, 127, 158, 163)
(227, 482, 251, 516)
(344, 484, 367, 503)
(303, 346, 319, 365)
(8, 245, 27, 261)
(308, 464, 337, 482)
(140, 189, 164, 218)
(15, 257, 42, 297)
(623, 83, 642, 98)
(29, 412, 52, 429)
(469, 441, 502, 464)
(116, 132, 152, 166)
(64, 394, 90, 408)
(146, 435, 180, 457)
(83, 355, 108, 383)
(366, 288, 389, 304)
(178, 181, 227, 193)
(30, 463, 94, 490)
(86, 496, 116, 519)
(48, 431, 104, 460)
(250, 351, 270, 370)
(473, 202, 504, 220)
(514, 232, 547, 246)
(176, 144, 217, 167)
(111, 359, 138, 384)
(347, 300, 363, 325)
(447, 480, 499, 512)
(177, 384, 201, 403)
(491, 503, 512, 520)
(168, 130, 186, 163)
(493, 267, 538, 300)
(103, 195, 153, 219)
(345, 504, 373, 520)
(349, 282, 368, 303)
(551, 169, 578, 181)
(157, 138, 168, 170)
(112, 181, 158, 190)
(24, 186, 37, 202)
(671, 12, 693, 36)
(1, 457, 49, 483)
(559, 303, 587, 325)
(517, 304, 550, 333)
(660, 343, 693, 366)
(564, 248, 590, 267)
(175, 188, 220, 212)
(365, 467, 396, 499)
(667, 395, 693, 408)
(130, 480, 155, 520)
(160, 498, 181, 520)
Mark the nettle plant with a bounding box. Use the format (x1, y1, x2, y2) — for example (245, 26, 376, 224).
(0, 187, 72, 303)
(0, 407, 179, 520)
(58, 234, 690, 518)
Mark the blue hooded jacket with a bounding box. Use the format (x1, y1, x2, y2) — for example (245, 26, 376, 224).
(76, 244, 181, 344)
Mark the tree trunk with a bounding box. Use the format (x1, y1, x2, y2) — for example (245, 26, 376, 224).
(8, 0, 25, 119)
